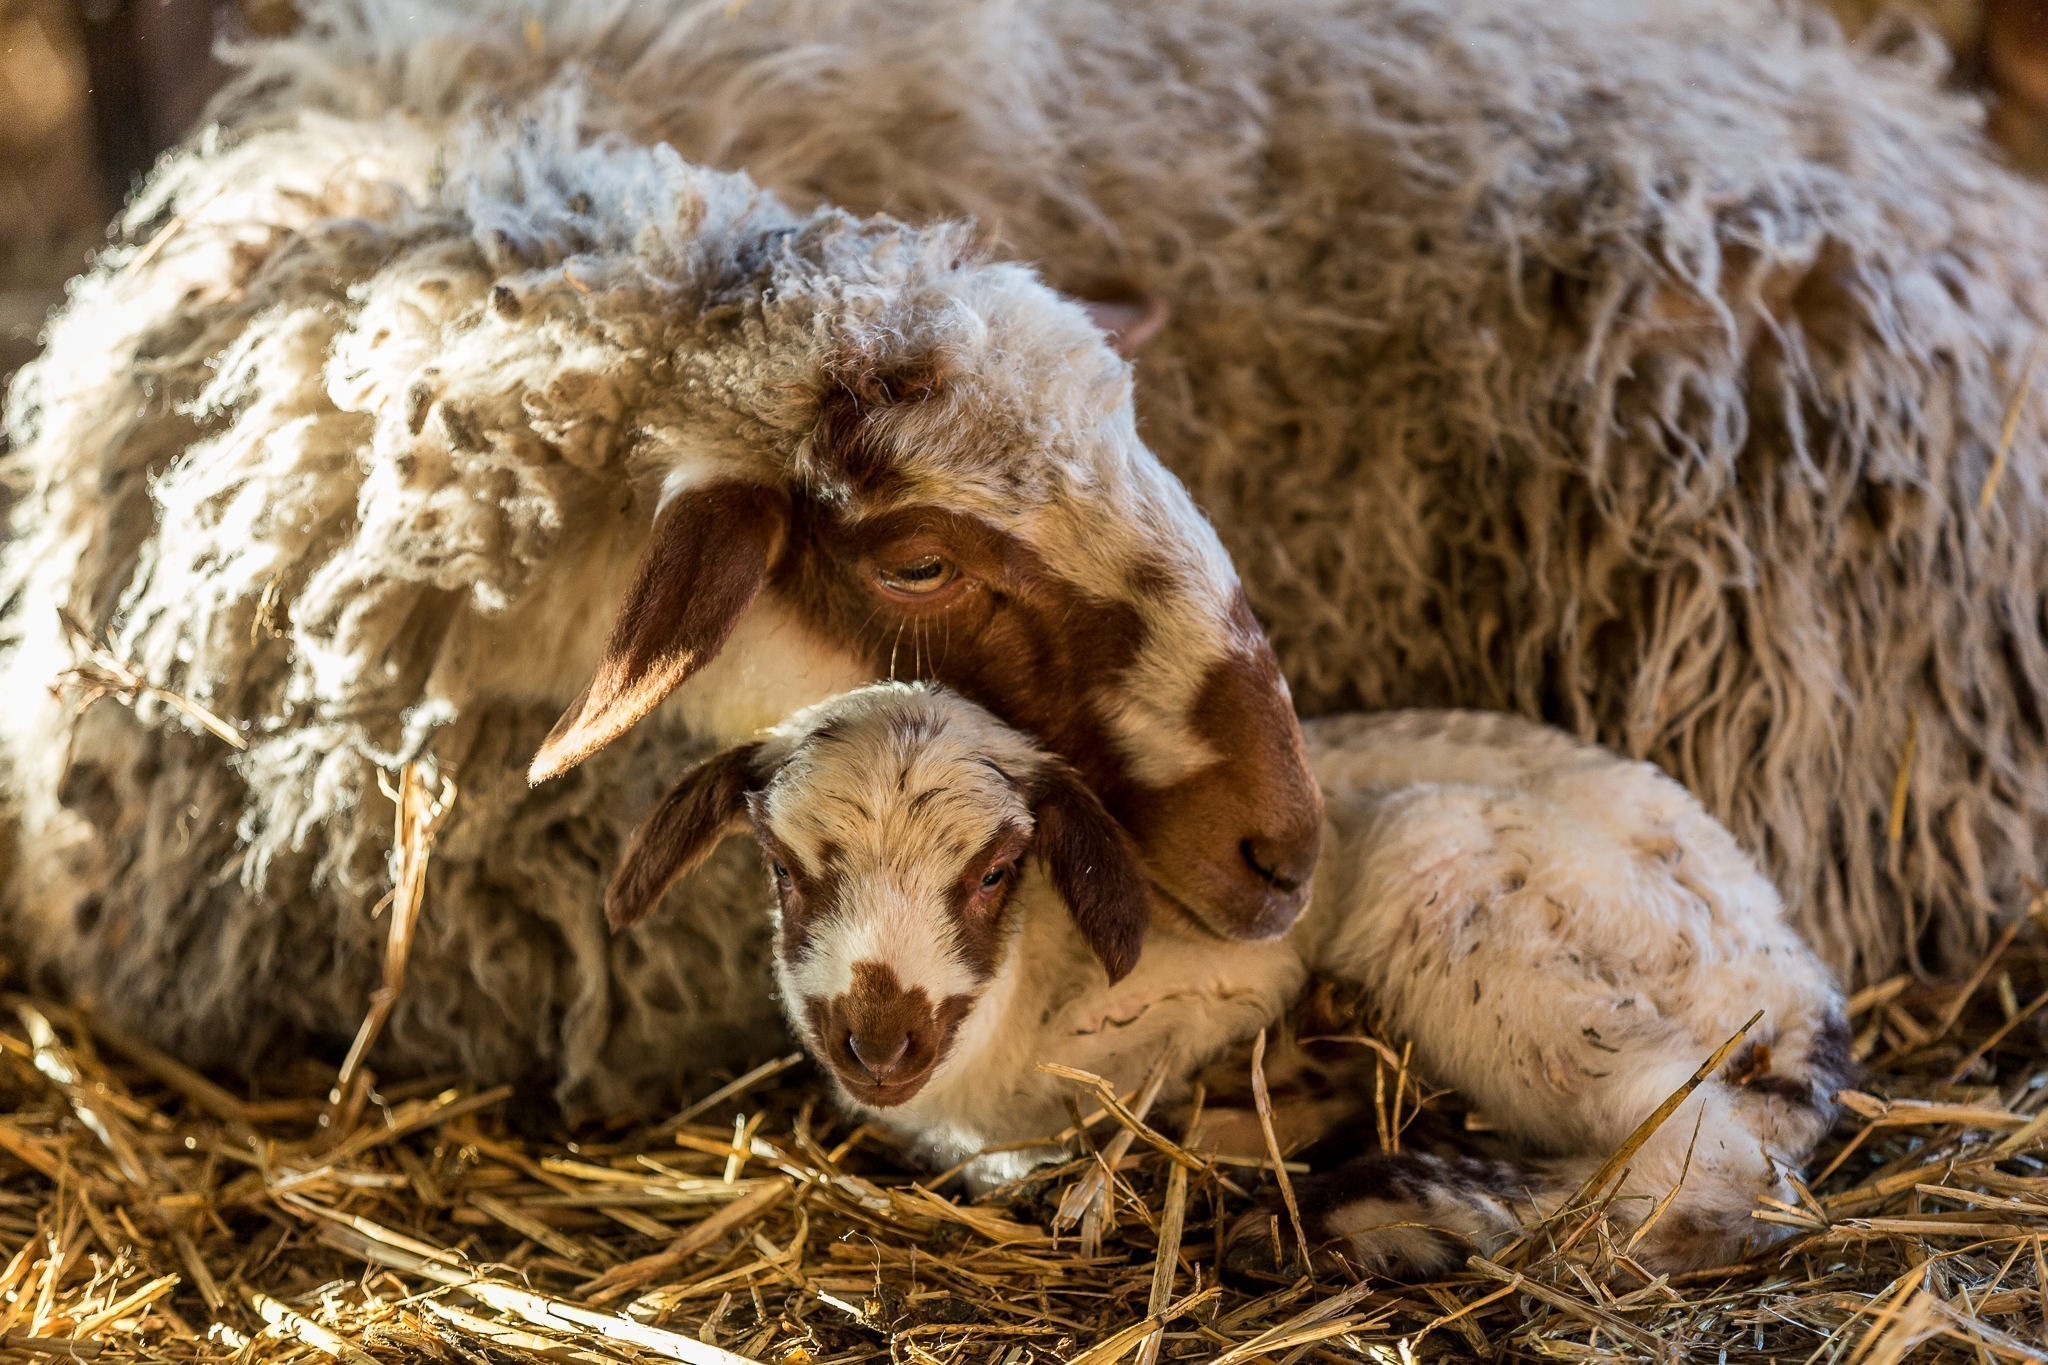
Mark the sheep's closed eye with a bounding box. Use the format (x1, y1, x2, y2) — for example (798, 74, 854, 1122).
(875, 554, 957, 598)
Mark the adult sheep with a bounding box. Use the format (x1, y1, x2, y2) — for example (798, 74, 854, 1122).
(0, 87, 1321, 1117)
(224, 0, 2048, 984)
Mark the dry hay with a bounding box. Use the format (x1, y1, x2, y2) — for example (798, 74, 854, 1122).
(0, 905, 2041, 1365)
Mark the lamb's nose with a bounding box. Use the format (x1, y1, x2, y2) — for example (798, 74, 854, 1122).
(847, 1030, 912, 1080)
(1241, 834, 1314, 894)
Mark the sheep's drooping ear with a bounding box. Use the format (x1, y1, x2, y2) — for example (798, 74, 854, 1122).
(531, 482, 787, 784)
(605, 742, 766, 932)
(1071, 290, 1170, 357)
(1032, 762, 1150, 982)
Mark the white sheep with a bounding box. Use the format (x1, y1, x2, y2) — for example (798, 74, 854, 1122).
(0, 81, 1319, 1117)
(612, 683, 1851, 1275)
(220, 0, 2048, 988)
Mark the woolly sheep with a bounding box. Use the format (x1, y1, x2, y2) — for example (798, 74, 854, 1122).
(0, 84, 1320, 1117)
(218, 0, 2048, 987)
(619, 683, 1851, 1275)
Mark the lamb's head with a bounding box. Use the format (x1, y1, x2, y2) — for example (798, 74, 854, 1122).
(602, 682, 1147, 1107)
(532, 227, 1320, 940)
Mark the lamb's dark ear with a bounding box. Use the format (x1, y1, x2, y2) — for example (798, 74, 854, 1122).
(1032, 761, 1150, 982)
(605, 742, 766, 932)
(1072, 290, 1169, 357)
(531, 483, 787, 784)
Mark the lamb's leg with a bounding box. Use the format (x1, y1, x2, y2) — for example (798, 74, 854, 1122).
(1226, 1076, 1832, 1280)
(1224, 1151, 1536, 1279)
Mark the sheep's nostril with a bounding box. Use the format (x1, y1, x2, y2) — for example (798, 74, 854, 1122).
(847, 1030, 912, 1080)
(1241, 836, 1310, 894)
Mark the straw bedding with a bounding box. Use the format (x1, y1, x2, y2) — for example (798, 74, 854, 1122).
(0, 910, 2042, 1364)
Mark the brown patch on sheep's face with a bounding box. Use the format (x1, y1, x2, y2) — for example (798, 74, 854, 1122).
(553, 294, 1319, 942)
(1109, 593, 1324, 940)
(764, 500, 1319, 941)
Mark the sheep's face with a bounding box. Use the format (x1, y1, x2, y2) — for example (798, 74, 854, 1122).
(602, 684, 1151, 1109)
(533, 256, 1320, 942)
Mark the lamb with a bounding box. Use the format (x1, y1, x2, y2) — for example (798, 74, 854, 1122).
(215, 0, 2048, 988)
(612, 683, 1852, 1275)
(0, 82, 1321, 1117)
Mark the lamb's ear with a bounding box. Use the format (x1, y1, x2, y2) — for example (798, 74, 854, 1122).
(1031, 761, 1150, 982)
(531, 482, 787, 784)
(1071, 290, 1170, 357)
(606, 742, 766, 932)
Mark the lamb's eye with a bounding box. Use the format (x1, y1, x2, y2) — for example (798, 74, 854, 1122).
(771, 861, 791, 885)
(876, 555, 956, 596)
(980, 865, 1009, 890)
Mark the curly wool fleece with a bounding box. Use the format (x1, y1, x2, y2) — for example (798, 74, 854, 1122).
(222, 0, 2048, 984)
(0, 90, 988, 1117)
(6, 0, 2048, 1112)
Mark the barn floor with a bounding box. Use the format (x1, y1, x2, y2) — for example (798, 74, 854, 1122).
(0, 918, 2041, 1363)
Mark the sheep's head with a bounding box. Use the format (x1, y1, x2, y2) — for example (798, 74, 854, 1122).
(531, 235, 1320, 940)
(603, 683, 1146, 1108)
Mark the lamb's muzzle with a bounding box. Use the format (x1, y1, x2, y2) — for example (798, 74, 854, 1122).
(806, 962, 971, 1106)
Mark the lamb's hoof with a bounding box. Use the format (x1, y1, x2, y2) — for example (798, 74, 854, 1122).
(1221, 1209, 1307, 1282)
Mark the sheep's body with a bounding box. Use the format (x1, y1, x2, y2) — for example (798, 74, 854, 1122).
(0, 65, 1323, 1117)
(218, 0, 2048, 984)
(0, 98, 830, 1115)
(756, 694, 1847, 1273)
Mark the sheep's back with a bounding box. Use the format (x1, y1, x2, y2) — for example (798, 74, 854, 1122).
(404, 0, 2046, 985)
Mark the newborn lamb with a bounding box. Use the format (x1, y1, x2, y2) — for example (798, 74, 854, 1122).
(607, 684, 1851, 1275)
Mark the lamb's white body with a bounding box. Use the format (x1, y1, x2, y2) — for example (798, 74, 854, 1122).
(755, 697, 1847, 1274)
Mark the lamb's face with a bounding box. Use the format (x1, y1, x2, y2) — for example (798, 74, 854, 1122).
(751, 690, 1044, 1106)
(532, 245, 1321, 945)
(599, 683, 1154, 1109)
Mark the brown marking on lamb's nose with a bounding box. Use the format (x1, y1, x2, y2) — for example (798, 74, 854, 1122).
(847, 1028, 912, 1081)
(807, 961, 972, 1106)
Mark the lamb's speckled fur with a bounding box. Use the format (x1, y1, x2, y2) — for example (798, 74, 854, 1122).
(217, 0, 2048, 983)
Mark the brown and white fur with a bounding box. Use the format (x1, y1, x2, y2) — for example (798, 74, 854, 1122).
(0, 85, 1318, 1115)
(615, 685, 1851, 1276)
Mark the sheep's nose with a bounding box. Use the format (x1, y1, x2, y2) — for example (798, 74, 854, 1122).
(1241, 834, 1314, 895)
(847, 1029, 913, 1081)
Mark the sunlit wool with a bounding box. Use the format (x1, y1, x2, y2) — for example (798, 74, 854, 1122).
(0, 75, 1297, 1115)
(225, 0, 2048, 984)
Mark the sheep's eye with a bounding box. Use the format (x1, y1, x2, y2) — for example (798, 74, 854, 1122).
(980, 865, 1009, 890)
(771, 861, 791, 885)
(876, 555, 956, 596)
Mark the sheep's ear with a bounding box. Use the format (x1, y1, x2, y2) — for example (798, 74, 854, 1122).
(1032, 761, 1150, 982)
(531, 482, 787, 784)
(1071, 290, 1169, 357)
(606, 742, 766, 931)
